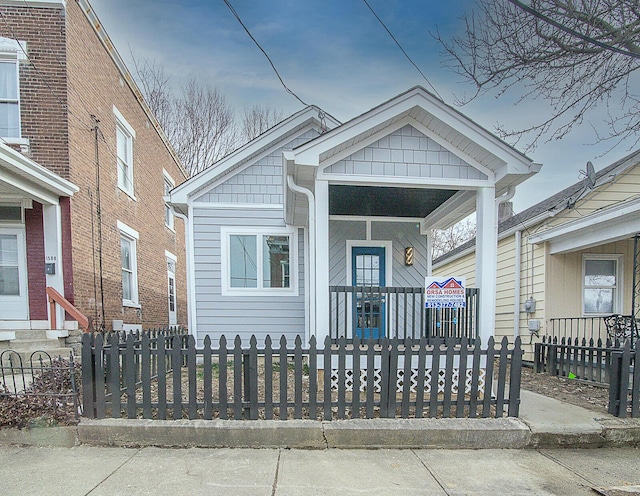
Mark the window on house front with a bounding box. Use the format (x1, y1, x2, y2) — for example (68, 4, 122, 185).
(163, 171, 174, 230)
(222, 228, 297, 294)
(0, 57, 20, 138)
(583, 255, 621, 315)
(114, 106, 135, 197)
(118, 221, 139, 306)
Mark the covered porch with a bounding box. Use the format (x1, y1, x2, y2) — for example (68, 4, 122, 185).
(283, 87, 540, 346)
(0, 142, 77, 336)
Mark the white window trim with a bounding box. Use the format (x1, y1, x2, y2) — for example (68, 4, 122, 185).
(163, 169, 175, 231)
(0, 37, 25, 142)
(113, 105, 136, 199)
(118, 221, 140, 308)
(582, 253, 623, 317)
(221, 226, 298, 296)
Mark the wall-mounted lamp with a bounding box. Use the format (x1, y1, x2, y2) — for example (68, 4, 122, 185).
(404, 247, 414, 266)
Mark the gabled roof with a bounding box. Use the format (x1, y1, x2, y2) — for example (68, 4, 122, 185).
(285, 86, 540, 228)
(169, 106, 340, 213)
(433, 147, 640, 265)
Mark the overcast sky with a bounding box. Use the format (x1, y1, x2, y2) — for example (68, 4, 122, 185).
(89, 0, 638, 212)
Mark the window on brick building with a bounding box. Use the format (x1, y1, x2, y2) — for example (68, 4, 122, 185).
(118, 221, 139, 307)
(113, 106, 135, 197)
(163, 170, 175, 230)
(0, 37, 26, 140)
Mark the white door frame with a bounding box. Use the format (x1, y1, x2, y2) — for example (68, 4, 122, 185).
(0, 225, 29, 320)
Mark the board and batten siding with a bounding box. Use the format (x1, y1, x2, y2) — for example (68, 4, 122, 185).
(324, 125, 488, 181)
(192, 207, 305, 345)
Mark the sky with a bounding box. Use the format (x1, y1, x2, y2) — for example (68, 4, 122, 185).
(89, 0, 638, 213)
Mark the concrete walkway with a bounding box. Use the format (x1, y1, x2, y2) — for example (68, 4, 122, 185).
(1, 389, 639, 450)
(1, 445, 640, 495)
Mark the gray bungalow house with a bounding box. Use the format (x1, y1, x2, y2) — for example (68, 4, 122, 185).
(169, 87, 541, 346)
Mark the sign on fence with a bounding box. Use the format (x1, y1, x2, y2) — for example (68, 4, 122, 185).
(425, 276, 466, 308)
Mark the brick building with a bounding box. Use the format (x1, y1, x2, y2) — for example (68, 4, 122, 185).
(0, 0, 188, 354)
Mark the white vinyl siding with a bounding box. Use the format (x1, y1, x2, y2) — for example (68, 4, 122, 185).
(192, 207, 305, 344)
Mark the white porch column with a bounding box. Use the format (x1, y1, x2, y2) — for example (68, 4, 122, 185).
(42, 202, 65, 328)
(475, 186, 497, 345)
(315, 179, 330, 344)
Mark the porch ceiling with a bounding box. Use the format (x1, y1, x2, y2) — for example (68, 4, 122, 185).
(329, 185, 457, 218)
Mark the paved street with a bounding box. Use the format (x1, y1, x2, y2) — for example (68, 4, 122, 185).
(1, 445, 639, 495)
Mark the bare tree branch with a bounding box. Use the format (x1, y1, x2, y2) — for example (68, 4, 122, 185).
(240, 104, 284, 142)
(434, 0, 640, 151)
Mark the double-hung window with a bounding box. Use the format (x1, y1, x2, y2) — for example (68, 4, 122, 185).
(221, 227, 297, 295)
(583, 255, 621, 315)
(0, 37, 26, 141)
(118, 221, 139, 307)
(163, 170, 174, 230)
(114, 106, 135, 197)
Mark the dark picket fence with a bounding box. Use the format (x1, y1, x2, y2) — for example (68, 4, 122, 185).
(81, 331, 523, 421)
(534, 335, 639, 418)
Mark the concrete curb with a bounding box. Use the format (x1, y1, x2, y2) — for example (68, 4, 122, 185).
(1, 416, 639, 450)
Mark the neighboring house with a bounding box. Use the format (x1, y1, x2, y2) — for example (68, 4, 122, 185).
(170, 86, 541, 346)
(434, 148, 640, 357)
(0, 0, 188, 356)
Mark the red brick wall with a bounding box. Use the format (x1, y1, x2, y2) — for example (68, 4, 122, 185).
(1, 2, 188, 330)
(64, 0, 188, 329)
(24, 203, 47, 320)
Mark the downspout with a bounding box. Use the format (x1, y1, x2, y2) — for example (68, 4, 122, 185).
(514, 229, 522, 339)
(286, 175, 316, 341)
(173, 208, 195, 338)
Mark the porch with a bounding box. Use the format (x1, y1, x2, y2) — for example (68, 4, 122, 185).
(329, 285, 478, 343)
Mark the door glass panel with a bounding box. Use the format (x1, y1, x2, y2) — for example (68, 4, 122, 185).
(0, 234, 19, 295)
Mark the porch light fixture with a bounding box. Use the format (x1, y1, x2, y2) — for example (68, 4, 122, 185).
(405, 247, 414, 266)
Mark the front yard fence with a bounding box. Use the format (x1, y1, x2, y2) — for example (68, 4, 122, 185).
(534, 336, 639, 418)
(82, 330, 523, 421)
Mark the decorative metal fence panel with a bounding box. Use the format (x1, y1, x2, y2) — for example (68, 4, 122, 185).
(328, 286, 478, 343)
(0, 350, 80, 422)
(82, 331, 522, 421)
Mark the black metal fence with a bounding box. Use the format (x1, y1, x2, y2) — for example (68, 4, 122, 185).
(0, 350, 80, 421)
(82, 331, 522, 421)
(534, 336, 639, 418)
(329, 286, 479, 342)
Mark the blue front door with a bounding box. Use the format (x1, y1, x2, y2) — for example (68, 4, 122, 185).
(352, 246, 386, 339)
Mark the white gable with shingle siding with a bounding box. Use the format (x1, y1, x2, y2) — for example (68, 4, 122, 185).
(194, 129, 321, 205)
(324, 125, 488, 181)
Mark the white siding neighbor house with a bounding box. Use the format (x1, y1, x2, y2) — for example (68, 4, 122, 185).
(434, 148, 640, 358)
(169, 87, 541, 346)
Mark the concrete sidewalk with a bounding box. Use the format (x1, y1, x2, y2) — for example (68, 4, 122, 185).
(1, 389, 639, 450)
(2, 445, 640, 495)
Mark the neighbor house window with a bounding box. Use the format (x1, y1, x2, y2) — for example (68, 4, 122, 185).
(0, 57, 19, 138)
(583, 255, 621, 315)
(118, 221, 139, 306)
(163, 170, 174, 230)
(114, 106, 135, 197)
(221, 227, 297, 294)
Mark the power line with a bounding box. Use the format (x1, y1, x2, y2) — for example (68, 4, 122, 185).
(221, 0, 309, 107)
(507, 0, 640, 60)
(361, 0, 444, 100)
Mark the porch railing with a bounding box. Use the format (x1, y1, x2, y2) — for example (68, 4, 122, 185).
(547, 316, 638, 348)
(329, 286, 478, 343)
(46, 286, 93, 332)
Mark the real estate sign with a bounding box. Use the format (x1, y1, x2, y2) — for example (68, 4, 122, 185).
(424, 276, 466, 308)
